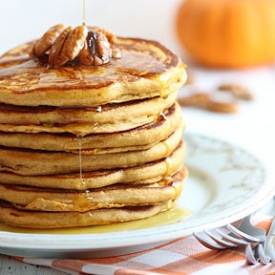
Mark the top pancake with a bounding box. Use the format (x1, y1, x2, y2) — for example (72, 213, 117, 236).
(0, 37, 186, 107)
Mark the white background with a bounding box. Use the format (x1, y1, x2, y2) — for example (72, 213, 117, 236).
(0, 0, 183, 54)
(0, 1, 275, 273)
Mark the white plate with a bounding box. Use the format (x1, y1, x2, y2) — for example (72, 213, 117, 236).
(0, 132, 274, 258)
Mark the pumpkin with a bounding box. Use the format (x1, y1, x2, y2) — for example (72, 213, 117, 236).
(175, 0, 275, 68)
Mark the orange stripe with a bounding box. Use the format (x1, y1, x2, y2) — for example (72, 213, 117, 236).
(115, 268, 159, 275)
(52, 259, 87, 271)
(13, 256, 24, 262)
(256, 219, 272, 232)
(152, 267, 189, 275)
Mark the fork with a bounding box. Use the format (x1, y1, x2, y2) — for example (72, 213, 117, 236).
(245, 218, 275, 265)
(193, 215, 266, 250)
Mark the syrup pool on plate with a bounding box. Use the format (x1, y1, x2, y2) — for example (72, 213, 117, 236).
(0, 206, 190, 235)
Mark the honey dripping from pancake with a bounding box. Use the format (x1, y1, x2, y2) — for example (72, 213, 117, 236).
(76, 107, 101, 186)
(160, 112, 174, 184)
(76, 133, 94, 211)
(158, 79, 170, 99)
(160, 111, 172, 132)
(77, 133, 86, 187)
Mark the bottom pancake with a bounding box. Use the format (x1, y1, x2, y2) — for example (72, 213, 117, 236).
(0, 200, 178, 229)
(0, 201, 176, 229)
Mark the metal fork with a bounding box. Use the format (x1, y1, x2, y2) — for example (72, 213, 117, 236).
(245, 218, 275, 265)
(193, 215, 266, 250)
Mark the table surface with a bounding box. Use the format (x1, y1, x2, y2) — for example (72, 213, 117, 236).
(1, 0, 275, 274)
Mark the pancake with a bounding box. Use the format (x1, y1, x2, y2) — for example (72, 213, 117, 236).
(0, 166, 187, 212)
(0, 103, 183, 152)
(0, 38, 186, 107)
(0, 90, 177, 129)
(0, 200, 177, 229)
(0, 141, 185, 190)
(0, 102, 180, 136)
(0, 126, 184, 176)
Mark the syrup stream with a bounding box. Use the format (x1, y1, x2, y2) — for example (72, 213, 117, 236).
(159, 111, 174, 182)
(160, 111, 172, 132)
(77, 133, 86, 187)
(82, 0, 86, 26)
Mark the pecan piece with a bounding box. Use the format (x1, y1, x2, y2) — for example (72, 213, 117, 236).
(33, 24, 66, 57)
(79, 30, 111, 66)
(206, 101, 238, 113)
(60, 25, 88, 64)
(217, 84, 254, 101)
(48, 27, 73, 67)
(178, 93, 210, 108)
(179, 92, 238, 113)
(90, 26, 116, 43)
(111, 47, 122, 59)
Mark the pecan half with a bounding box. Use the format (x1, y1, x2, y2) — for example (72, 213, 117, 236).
(179, 92, 238, 113)
(217, 84, 254, 101)
(59, 25, 88, 64)
(79, 30, 111, 66)
(206, 100, 238, 113)
(48, 27, 73, 67)
(33, 24, 66, 57)
(90, 26, 116, 43)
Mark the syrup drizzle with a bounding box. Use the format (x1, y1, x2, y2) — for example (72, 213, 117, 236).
(163, 139, 172, 155)
(158, 79, 170, 99)
(160, 111, 172, 132)
(0, 206, 191, 234)
(164, 157, 173, 183)
(77, 133, 86, 187)
(82, 0, 86, 26)
(159, 111, 174, 183)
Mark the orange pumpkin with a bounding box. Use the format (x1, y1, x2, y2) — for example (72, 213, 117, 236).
(176, 0, 275, 68)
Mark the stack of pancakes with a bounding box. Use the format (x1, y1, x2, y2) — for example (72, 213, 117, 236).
(0, 29, 187, 228)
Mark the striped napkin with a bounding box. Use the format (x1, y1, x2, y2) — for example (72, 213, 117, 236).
(10, 214, 275, 275)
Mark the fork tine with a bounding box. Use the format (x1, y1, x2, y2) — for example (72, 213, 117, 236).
(215, 228, 249, 245)
(193, 232, 226, 250)
(268, 246, 275, 263)
(194, 214, 266, 252)
(245, 244, 258, 265)
(204, 230, 238, 248)
(226, 224, 265, 243)
(265, 218, 275, 263)
(257, 243, 270, 265)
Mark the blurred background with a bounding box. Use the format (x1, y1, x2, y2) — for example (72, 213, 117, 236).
(0, 0, 275, 177)
(0, 0, 183, 55)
